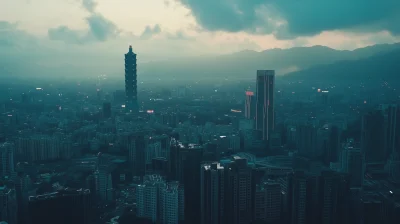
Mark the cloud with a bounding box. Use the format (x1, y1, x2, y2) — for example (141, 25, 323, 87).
(164, 0, 170, 7)
(48, 0, 119, 44)
(177, 0, 400, 39)
(0, 21, 17, 47)
(166, 30, 193, 40)
(140, 24, 162, 39)
(48, 26, 87, 44)
(0, 21, 38, 50)
(86, 14, 119, 41)
(82, 0, 97, 13)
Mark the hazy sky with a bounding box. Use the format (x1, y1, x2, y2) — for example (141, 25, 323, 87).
(1, 0, 400, 60)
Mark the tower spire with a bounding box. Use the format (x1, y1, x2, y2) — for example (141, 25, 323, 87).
(125, 45, 138, 112)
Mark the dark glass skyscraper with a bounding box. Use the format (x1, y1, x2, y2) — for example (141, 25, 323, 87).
(361, 110, 386, 164)
(256, 70, 275, 141)
(124, 45, 138, 112)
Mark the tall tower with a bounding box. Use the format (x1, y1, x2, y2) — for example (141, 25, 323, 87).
(256, 70, 275, 141)
(124, 45, 138, 112)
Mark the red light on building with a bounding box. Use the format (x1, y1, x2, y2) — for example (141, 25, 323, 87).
(246, 91, 254, 96)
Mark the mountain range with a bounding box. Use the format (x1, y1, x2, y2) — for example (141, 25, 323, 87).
(140, 42, 400, 81)
(282, 47, 400, 84)
(1, 42, 400, 83)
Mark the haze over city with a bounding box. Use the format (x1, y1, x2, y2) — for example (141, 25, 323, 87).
(1, 1, 400, 224)
(2, 0, 400, 79)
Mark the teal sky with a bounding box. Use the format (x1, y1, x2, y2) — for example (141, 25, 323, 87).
(1, 0, 400, 59)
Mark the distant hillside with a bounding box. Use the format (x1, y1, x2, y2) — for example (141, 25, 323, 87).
(1, 42, 400, 81)
(283, 48, 400, 83)
(139, 43, 400, 80)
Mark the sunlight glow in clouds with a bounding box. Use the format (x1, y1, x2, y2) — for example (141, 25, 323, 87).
(0, 0, 399, 57)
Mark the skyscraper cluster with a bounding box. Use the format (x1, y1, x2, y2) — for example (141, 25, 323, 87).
(136, 175, 184, 224)
(1, 45, 400, 224)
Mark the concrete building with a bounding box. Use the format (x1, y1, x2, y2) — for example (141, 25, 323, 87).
(200, 162, 225, 224)
(341, 140, 364, 188)
(224, 156, 253, 224)
(0, 187, 17, 224)
(136, 175, 184, 224)
(254, 181, 282, 223)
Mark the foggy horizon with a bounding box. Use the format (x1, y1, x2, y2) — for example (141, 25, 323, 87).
(1, 1, 400, 224)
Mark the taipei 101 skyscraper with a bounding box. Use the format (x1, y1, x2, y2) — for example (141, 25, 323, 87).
(125, 45, 138, 112)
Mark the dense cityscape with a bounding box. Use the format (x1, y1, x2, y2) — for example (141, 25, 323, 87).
(2, 0, 400, 224)
(0, 43, 399, 224)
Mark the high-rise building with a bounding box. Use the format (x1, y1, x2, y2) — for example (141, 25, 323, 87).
(291, 171, 309, 224)
(93, 153, 114, 202)
(128, 134, 147, 176)
(28, 189, 91, 224)
(341, 140, 364, 188)
(15, 175, 32, 224)
(0, 186, 17, 224)
(172, 142, 203, 224)
(124, 45, 138, 112)
(253, 181, 282, 223)
(361, 110, 386, 164)
(379, 104, 399, 157)
(224, 156, 253, 224)
(136, 175, 165, 223)
(318, 125, 341, 165)
(15, 136, 61, 162)
(316, 171, 350, 224)
(0, 142, 15, 178)
(136, 175, 184, 223)
(296, 124, 318, 157)
(244, 91, 256, 120)
(94, 169, 113, 202)
(102, 102, 111, 119)
(159, 182, 184, 224)
(255, 70, 275, 141)
(200, 162, 225, 224)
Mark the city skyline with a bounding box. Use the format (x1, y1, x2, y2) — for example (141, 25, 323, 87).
(1, 1, 400, 224)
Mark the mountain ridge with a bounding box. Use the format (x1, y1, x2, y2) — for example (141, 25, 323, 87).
(1, 42, 400, 80)
(283, 47, 400, 84)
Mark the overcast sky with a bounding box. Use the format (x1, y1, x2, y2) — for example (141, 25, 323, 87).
(1, 0, 400, 60)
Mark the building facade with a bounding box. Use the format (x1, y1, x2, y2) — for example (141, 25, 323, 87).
(256, 70, 275, 141)
(124, 45, 138, 112)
